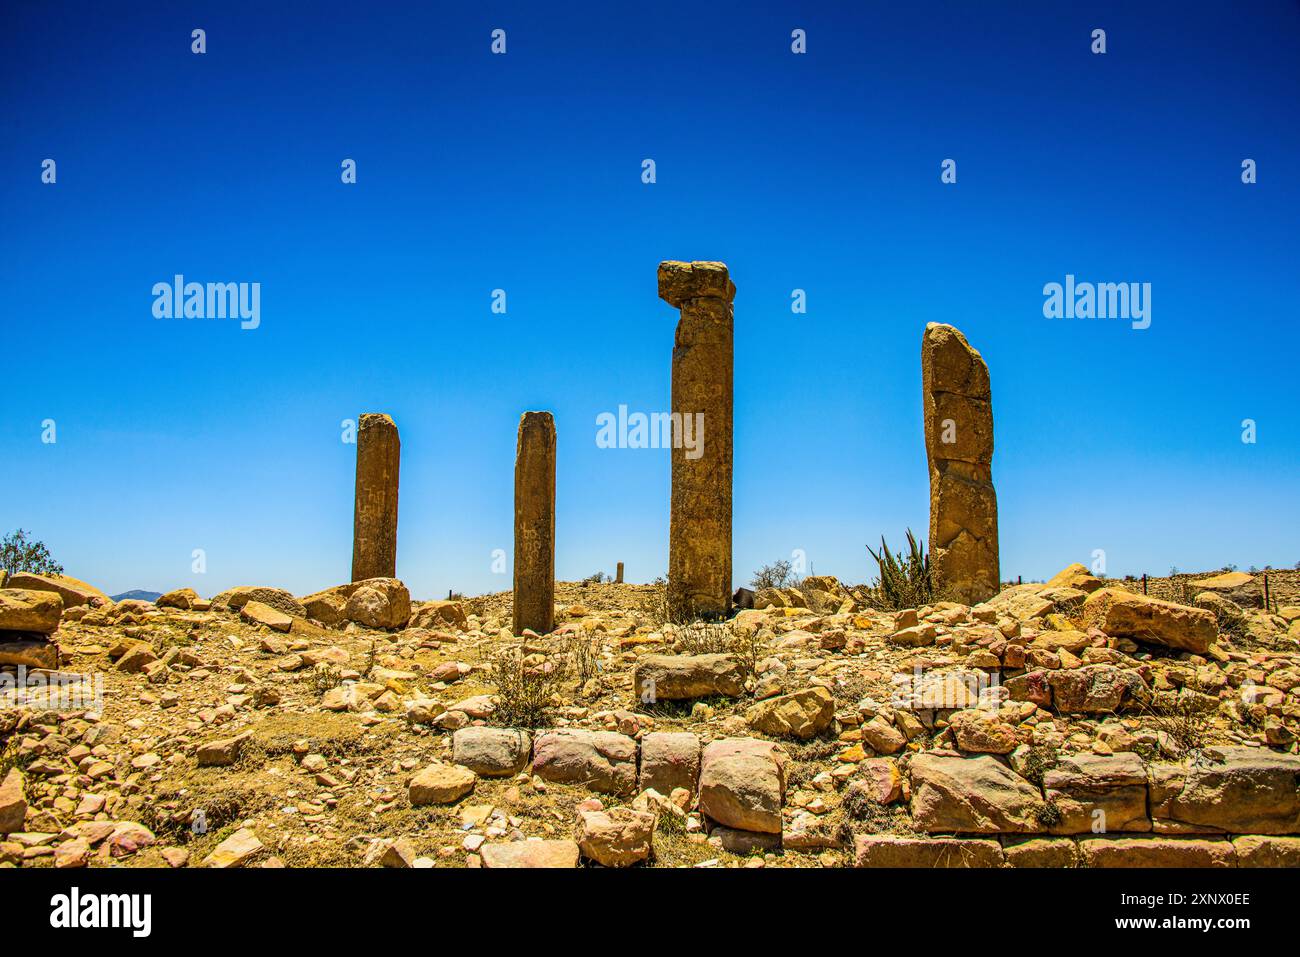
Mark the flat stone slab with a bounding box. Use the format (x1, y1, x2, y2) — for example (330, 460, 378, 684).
(909, 753, 1043, 834)
(480, 839, 579, 868)
(201, 827, 264, 868)
(1002, 837, 1080, 868)
(1042, 752, 1150, 834)
(1148, 747, 1300, 834)
(1076, 836, 1236, 868)
(854, 834, 1003, 868)
(532, 729, 637, 795)
(633, 653, 745, 701)
(1232, 835, 1300, 867)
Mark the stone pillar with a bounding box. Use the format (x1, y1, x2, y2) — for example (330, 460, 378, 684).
(658, 260, 734, 621)
(351, 413, 400, 581)
(513, 411, 556, 635)
(615, 562, 624, 584)
(922, 323, 998, 604)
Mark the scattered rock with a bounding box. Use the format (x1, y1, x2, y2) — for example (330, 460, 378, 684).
(1044, 563, 1104, 593)
(745, 686, 834, 739)
(1081, 588, 1216, 653)
(909, 753, 1043, 833)
(107, 822, 156, 858)
(240, 600, 293, 632)
(0, 589, 63, 633)
(381, 837, 418, 868)
(301, 578, 412, 629)
(948, 709, 1020, 754)
(209, 586, 307, 619)
(889, 624, 937, 647)
(708, 825, 783, 855)
(633, 653, 746, 701)
(1047, 665, 1148, 714)
(116, 644, 159, 673)
(533, 729, 638, 796)
(0, 637, 59, 669)
(409, 763, 477, 805)
(452, 727, 532, 777)
(0, 767, 28, 834)
(698, 738, 787, 834)
(6, 573, 110, 609)
(577, 807, 656, 867)
(156, 587, 201, 610)
(639, 731, 701, 795)
(849, 759, 902, 805)
(861, 716, 906, 755)
(410, 600, 468, 630)
(1190, 571, 1260, 607)
(197, 732, 251, 767)
(201, 827, 264, 868)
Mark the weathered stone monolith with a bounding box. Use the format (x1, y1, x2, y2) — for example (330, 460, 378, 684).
(922, 323, 998, 604)
(513, 411, 556, 635)
(615, 562, 624, 584)
(351, 413, 400, 582)
(658, 260, 734, 621)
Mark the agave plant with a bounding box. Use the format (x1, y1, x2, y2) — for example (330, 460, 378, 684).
(866, 529, 937, 611)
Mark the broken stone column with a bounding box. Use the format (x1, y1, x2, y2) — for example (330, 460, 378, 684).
(922, 323, 998, 604)
(658, 260, 734, 621)
(615, 562, 624, 584)
(513, 411, 556, 635)
(351, 413, 400, 582)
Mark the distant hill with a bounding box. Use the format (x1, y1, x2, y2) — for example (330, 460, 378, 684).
(110, 589, 162, 602)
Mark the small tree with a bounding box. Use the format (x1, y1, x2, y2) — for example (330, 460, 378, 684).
(751, 559, 796, 591)
(0, 529, 64, 576)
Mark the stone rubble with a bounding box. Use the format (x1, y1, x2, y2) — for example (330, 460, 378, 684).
(0, 562, 1296, 870)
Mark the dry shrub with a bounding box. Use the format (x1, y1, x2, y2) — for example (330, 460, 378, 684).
(491, 646, 568, 728)
(558, 627, 602, 686)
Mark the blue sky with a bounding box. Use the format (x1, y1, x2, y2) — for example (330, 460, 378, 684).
(2, 1, 1297, 599)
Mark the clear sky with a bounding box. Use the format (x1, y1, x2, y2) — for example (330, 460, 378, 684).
(2, 1, 1297, 600)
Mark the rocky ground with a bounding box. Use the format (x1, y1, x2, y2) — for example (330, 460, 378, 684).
(2, 565, 1299, 869)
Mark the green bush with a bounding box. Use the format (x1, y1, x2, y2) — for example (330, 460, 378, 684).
(864, 529, 940, 611)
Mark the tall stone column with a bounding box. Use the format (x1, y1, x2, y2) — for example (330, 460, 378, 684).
(351, 413, 400, 581)
(658, 260, 734, 621)
(922, 323, 998, 604)
(513, 411, 556, 635)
